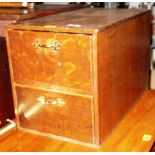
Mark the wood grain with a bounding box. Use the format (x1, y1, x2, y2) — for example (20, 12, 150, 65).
(7, 30, 92, 93)
(0, 4, 85, 125)
(5, 8, 151, 145)
(0, 4, 85, 37)
(0, 4, 85, 21)
(102, 90, 155, 152)
(16, 86, 94, 143)
(0, 90, 155, 152)
(95, 11, 151, 144)
(6, 8, 150, 34)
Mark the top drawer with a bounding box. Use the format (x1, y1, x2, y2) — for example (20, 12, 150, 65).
(7, 30, 93, 93)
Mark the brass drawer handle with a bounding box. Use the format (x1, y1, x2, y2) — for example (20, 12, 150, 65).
(37, 96, 65, 107)
(0, 119, 16, 140)
(32, 40, 61, 53)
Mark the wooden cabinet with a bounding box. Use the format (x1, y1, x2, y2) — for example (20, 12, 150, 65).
(0, 4, 85, 126)
(0, 38, 14, 126)
(6, 8, 151, 146)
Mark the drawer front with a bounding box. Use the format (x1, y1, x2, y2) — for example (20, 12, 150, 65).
(8, 30, 92, 92)
(16, 86, 94, 143)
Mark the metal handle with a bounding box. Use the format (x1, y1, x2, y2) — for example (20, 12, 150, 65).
(32, 40, 61, 53)
(37, 96, 65, 107)
(0, 119, 16, 140)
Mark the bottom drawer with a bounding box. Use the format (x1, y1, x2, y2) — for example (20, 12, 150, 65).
(16, 86, 94, 143)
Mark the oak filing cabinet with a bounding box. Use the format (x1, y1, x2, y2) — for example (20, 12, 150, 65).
(6, 8, 151, 146)
(0, 4, 84, 127)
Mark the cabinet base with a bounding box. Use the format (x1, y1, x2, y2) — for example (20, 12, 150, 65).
(18, 127, 100, 148)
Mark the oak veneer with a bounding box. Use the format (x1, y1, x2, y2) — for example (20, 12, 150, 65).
(0, 4, 85, 36)
(6, 8, 151, 145)
(6, 31, 92, 92)
(0, 4, 85, 126)
(0, 90, 155, 152)
(16, 86, 93, 143)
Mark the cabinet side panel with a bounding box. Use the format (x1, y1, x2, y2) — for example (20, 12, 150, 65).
(97, 12, 151, 143)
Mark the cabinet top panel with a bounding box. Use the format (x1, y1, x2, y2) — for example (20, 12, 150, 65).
(7, 8, 150, 34)
(0, 4, 84, 21)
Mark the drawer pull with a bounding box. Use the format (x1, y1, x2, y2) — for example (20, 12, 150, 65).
(37, 96, 65, 107)
(32, 40, 61, 53)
